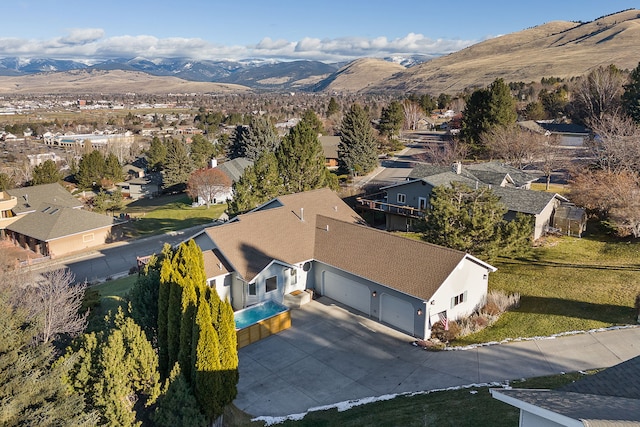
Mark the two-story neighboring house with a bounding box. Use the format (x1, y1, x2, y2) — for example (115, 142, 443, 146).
(189, 188, 496, 340)
(358, 162, 583, 239)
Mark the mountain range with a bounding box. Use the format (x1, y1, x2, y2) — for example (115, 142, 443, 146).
(0, 9, 637, 95)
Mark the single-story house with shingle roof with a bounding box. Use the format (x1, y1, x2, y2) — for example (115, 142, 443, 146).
(193, 157, 254, 205)
(491, 355, 640, 426)
(1, 183, 114, 258)
(189, 188, 496, 339)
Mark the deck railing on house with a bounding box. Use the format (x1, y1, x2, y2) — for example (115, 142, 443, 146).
(356, 194, 426, 219)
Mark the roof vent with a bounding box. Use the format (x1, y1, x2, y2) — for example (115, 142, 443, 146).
(325, 224, 329, 232)
(300, 207, 304, 222)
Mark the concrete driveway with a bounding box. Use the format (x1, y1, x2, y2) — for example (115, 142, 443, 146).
(235, 297, 640, 417)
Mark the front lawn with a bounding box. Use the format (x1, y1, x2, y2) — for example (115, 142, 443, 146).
(455, 230, 640, 345)
(85, 274, 138, 331)
(121, 194, 227, 237)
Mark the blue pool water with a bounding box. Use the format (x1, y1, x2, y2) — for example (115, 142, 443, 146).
(234, 300, 288, 330)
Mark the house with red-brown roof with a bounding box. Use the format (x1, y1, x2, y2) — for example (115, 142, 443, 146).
(190, 188, 496, 339)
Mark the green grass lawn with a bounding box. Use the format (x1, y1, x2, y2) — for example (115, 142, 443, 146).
(255, 372, 589, 427)
(121, 194, 227, 237)
(85, 274, 138, 331)
(530, 182, 570, 195)
(455, 229, 640, 346)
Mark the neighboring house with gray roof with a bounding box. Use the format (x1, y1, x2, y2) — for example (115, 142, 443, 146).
(189, 188, 496, 339)
(360, 162, 577, 239)
(0, 183, 114, 258)
(491, 355, 640, 426)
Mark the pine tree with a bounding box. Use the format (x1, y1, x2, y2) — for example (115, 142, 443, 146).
(423, 183, 531, 260)
(228, 152, 284, 216)
(0, 299, 97, 426)
(326, 97, 340, 117)
(379, 100, 404, 139)
(31, 159, 62, 185)
(239, 115, 281, 161)
(339, 103, 379, 175)
(461, 78, 517, 151)
(147, 137, 167, 172)
(62, 308, 161, 427)
(153, 364, 207, 427)
(190, 134, 215, 169)
(276, 117, 334, 193)
(104, 152, 124, 184)
(623, 61, 640, 124)
(76, 150, 106, 189)
(163, 138, 193, 189)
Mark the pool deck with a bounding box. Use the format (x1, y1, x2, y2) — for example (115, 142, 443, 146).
(234, 296, 640, 418)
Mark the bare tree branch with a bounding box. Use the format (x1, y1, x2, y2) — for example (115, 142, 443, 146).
(31, 269, 88, 344)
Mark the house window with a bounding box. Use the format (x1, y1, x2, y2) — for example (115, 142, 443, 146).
(397, 193, 406, 204)
(82, 233, 94, 243)
(290, 268, 297, 285)
(450, 291, 468, 308)
(207, 278, 216, 287)
(418, 197, 427, 210)
(265, 276, 277, 293)
(248, 282, 257, 295)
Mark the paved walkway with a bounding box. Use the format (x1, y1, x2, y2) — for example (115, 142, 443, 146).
(235, 297, 640, 417)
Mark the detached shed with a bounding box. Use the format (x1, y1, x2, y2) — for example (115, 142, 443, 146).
(552, 203, 587, 237)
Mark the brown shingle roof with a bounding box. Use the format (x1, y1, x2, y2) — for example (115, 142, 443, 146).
(203, 188, 364, 281)
(314, 215, 467, 300)
(203, 248, 232, 278)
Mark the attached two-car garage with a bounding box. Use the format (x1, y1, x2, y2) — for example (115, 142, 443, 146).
(321, 270, 416, 336)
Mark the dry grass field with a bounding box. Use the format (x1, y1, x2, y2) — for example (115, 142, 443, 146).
(0, 69, 251, 95)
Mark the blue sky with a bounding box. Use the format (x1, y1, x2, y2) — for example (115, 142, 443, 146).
(1, 1, 635, 62)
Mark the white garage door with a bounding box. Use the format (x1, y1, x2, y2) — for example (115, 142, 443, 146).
(380, 293, 414, 335)
(322, 270, 371, 315)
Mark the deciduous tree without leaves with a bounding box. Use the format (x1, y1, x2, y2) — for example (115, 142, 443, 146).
(186, 168, 231, 207)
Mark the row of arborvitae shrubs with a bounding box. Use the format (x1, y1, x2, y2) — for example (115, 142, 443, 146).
(430, 290, 521, 345)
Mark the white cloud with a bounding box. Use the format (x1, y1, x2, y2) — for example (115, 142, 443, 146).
(0, 29, 476, 62)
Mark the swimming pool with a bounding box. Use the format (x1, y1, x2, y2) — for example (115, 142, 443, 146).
(234, 300, 289, 329)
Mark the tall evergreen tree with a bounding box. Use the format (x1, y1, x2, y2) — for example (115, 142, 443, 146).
(623, 61, 640, 124)
(163, 138, 193, 189)
(239, 116, 280, 161)
(104, 152, 124, 184)
(147, 137, 167, 172)
(326, 97, 340, 117)
(189, 134, 216, 169)
(461, 78, 517, 151)
(76, 150, 106, 189)
(192, 297, 222, 422)
(338, 103, 379, 175)
(301, 109, 324, 135)
(379, 100, 405, 139)
(31, 159, 62, 185)
(276, 117, 334, 193)
(228, 152, 284, 216)
(158, 245, 174, 376)
(0, 298, 97, 426)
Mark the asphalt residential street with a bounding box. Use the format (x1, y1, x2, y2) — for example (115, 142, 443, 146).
(30, 223, 214, 283)
(235, 297, 640, 418)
